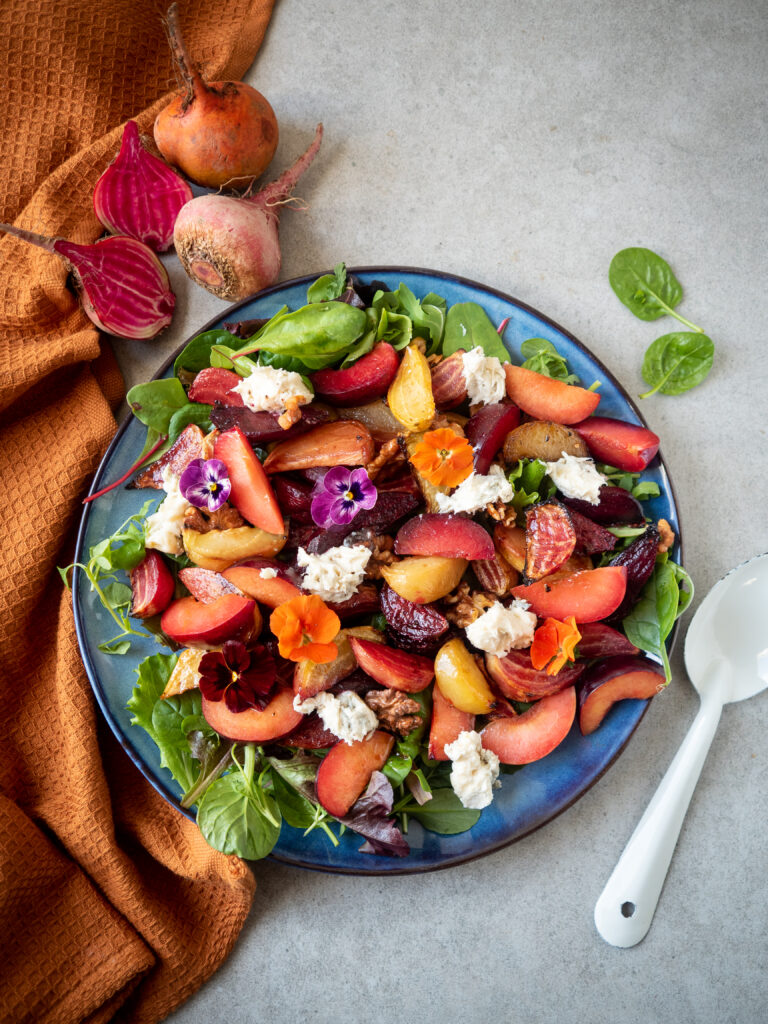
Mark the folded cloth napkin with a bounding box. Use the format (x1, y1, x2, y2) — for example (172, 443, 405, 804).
(0, 3, 275, 1021)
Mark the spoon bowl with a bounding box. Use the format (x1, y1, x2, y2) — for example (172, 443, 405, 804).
(595, 552, 768, 947)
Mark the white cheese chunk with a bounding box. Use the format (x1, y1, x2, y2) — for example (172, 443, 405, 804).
(435, 464, 515, 514)
(144, 467, 190, 556)
(293, 690, 378, 745)
(465, 599, 538, 656)
(258, 567, 278, 579)
(444, 730, 500, 810)
(232, 365, 313, 416)
(543, 451, 607, 505)
(297, 544, 371, 602)
(461, 347, 506, 406)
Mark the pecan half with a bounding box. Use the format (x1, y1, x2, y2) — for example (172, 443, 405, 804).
(473, 550, 518, 596)
(365, 689, 422, 736)
(183, 503, 247, 534)
(366, 437, 403, 481)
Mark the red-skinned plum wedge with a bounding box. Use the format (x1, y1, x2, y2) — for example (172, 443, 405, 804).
(394, 513, 495, 560)
(214, 426, 285, 535)
(576, 622, 639, 659)
(465, 401, 521, 474)
(161, 593, 256, 645)
(187, 367, 244, 406)
(511, 566, 628, 622)
(428, 684, 475, 760)
(316, 730, 395, 818)
(524, 502, 577, 581)
(202, 687, 302, 742)
(485, 649, 584, 701)
(481, 686, 576, 764)
(348, 636, 434, 692)
(210, 402, 334, 444)
(578, 655, 666, 735)
(504, 364, 600, 424)
(222, 559, 302, 608)
(310, 342, 399, 405)
(178, 566, 243, 603)
(573, 416, 660, 472)
(129, 550, 175, 618)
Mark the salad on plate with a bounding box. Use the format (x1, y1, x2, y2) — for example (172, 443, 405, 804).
(66, 264, 692, 862)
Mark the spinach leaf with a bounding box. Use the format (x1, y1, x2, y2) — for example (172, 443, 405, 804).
(339, 307, 377, 368)
(173, 329, 241, 378)
(640, 332, 714, 398)
(371, 283, 445, 354)
(609, 247, 703, 332)
(622, 553, 694, 683)
(151, 689, 206, 792)
(520, 338, 579, 384)
(126, 378, 189, 433)
(507, 459, 556, 511)
(382, 753, 412, 787)
(180, 731, 233, 810)
(406, 788, 481, 835)
(127, 652, 179, 736)
(270, 771, 319, 829)
(196, 744, 281, 859)
(375, 307, 412, 350)
(307, 262, 347, 303)
(258, 350, 315, 375)
(238, 302, 369, 370)
(443, 302, 510, 363)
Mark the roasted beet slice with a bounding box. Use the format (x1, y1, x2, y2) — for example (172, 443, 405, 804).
(380, 583, 449, 654)
(465, 401, 521, 475)
(289, 491, 422, 554)
(272, 475, 315, 524)
(281, 714, 339, 750)
(569, 509, 617, 555)
(562, 485, 644, 525)
(576, 622, 639, 659)
(524, 502, 577, 581)
(608, 525, 661, 620)
(328, 584, 381, 620)
(210, 403, 334, 444)
(375, 467, 423, 502)
(485, 648, 585, 701)
(132, 424, 205, 489)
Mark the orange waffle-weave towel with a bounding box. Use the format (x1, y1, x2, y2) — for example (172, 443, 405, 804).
(0, 3, 275, 1021)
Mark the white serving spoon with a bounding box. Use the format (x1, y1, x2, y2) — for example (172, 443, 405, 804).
(594, 552, 768, 947)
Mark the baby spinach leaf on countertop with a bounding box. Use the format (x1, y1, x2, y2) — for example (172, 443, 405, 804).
(609, 247, 703, 332)
(640, 332, 714, 398)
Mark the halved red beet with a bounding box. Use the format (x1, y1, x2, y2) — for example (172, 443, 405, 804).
(271, 475, 315, 523)
(327, 585, 381, 620)
(562, 486, 643, 525)
(480, 686, 577, 764)
(485, 648, 585, 701)
(380, 584, 450, 654)
(281, 713, 339, 749)
(310, 342, 399, 405)
(569, 509, 617, 555)
(210, 402, 334, 444)
(578, 655, 666, 735)
(465, 402, 521, 475)
(524, 502, 576, 581)
(129, 550, 175, 618)
(394, 513, 494, 560)
(608, 525, 661, 620)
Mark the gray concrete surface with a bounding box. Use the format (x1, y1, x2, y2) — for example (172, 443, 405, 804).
(114, 1, 768, 1021)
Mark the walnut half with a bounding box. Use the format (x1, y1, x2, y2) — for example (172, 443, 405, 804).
(365, 689, 422, 736)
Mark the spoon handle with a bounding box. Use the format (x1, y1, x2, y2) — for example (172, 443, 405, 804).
(594, 665, 726, 947)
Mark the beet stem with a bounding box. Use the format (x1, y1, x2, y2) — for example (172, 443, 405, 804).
(0, 222, 57, 252)
(83, 433, 169, 503)
(165, 3, 206, 110)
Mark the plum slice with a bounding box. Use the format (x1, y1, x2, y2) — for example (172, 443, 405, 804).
(310, 342, 399, 406)
(485, 649, 584, 701)
(316, 731, 395, 817)
(394, 513, 494, 560)
(524, 502, 577, 581)
(349, 636, 434, 693)
(578, 655, 666, 735)
(214, 426, 284, 535)
(202, 687, 302, 742)
(504, 364, 600, 424)
(480, 686, 577, 764)
(428, 684, 475, 761)
(465, 401, 521, 475)
(511, 566, 628, 622)
(223, 560, 302, 608)
(572, 416, 660, 472)
(161, 594, 256, 645)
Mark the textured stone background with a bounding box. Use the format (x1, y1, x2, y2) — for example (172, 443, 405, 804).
(113, 2, 768, 1021)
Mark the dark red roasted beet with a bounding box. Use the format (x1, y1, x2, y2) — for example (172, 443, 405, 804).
(272, 475, 315, 524)
(188, 367, 244, 406)
(178, 567, 242, 603)
(524, 502, 577, 581)
(569, 509, 617, 555)
(210, 403, 334, 444)
(562, 485, 644, 525)
(132, 424, 205, 489)
(578, 654, 666, 735)
(130, 550, 175, 617)
(485, 648, 585, 702)
(297, 491, 422, 553)
(576, 622, 640, 659)
(465, 402, 521, 475)
(329, 668, 382, 697)
(282, 714, 339, 749)
(375, 467, 423, 502)
(380, 583, 450, 654)
(328, 585, 381, 620)
(608, 525, 661, 620)
(310, 342, 399, 406)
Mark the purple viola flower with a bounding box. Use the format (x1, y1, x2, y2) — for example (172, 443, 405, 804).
(179, 458, 231, 512)
(310, 466, 377, 527)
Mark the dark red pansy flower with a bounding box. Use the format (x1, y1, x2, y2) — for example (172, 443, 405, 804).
(198, 640, 277, 713)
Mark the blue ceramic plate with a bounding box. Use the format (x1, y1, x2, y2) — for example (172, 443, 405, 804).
(73, 267, 682, 875)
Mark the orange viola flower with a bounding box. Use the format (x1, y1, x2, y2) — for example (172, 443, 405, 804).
(530, 616, 581, 676)
(270, 594, 340, 664)
(409, 428, 474, 487)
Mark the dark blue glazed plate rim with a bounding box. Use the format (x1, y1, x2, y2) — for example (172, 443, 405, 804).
(73, 266, 682, 875)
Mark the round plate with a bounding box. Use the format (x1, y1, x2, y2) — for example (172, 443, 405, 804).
(73, 267, 682, 875)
